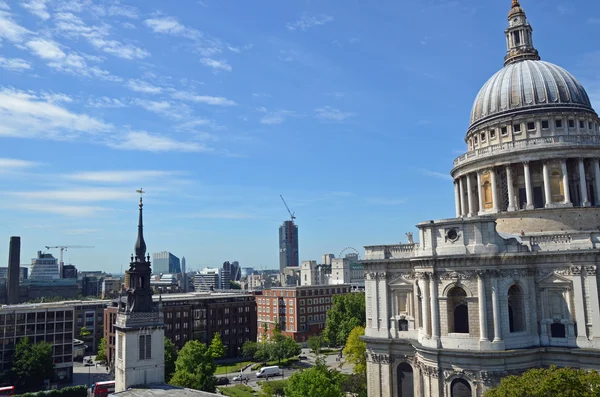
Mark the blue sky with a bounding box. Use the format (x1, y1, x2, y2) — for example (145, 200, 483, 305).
(1, 0, 599, 274)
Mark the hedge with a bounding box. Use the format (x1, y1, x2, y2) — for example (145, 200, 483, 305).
(15, 386, 87, 397)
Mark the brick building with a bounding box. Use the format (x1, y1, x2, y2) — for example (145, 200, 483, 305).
(0, 302, 76, 384)
(104, 291, 256, 363)
(257, 285, 351, 343)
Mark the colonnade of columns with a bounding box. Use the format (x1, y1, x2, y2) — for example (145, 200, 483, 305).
(454, 158, 600, 217)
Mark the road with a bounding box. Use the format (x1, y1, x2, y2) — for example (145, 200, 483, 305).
(72, 356, 113, 388)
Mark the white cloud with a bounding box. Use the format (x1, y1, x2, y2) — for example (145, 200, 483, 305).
(0, 57, 32, 71)
(26, 38, 65, 60)
(144, 16, 222, 56)
(0, 88, 110, 139)
(0, 158, 40, 171)
(22, 0, 50, 20)
(0, 2, 9, 10)
(259, 109, 296, 125)
(87, 96, 127, 108)
(419, 169, 453, 181)
(0, 10, 31, 42)
(171, 91, 237, 106)
(122, 22, 136, 29)
(108, 131, 212, 153)
(315, 106, 353, 121)
(107, 4, 138, 19)
(6, 188, 136, 202)
(200, 57, 232, 72)
(287, 14, 334, 31)
(65, 170, 183, 184)
(55, 12, 149, 60)
(133, 99, 188, 119)
(126, 79, 162, 94)
(5, 202, 108, 217)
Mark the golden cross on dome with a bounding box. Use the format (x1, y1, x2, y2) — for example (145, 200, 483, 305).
(512, 0, 520, 7)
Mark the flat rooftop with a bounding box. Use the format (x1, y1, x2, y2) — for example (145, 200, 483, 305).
(109, 384, 219, 397)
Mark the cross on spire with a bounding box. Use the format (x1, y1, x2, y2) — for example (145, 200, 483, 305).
(512, 0, 520, 7)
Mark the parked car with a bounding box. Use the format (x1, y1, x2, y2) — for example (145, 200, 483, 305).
(233, 374, 249, 381)
(298, 355, 308, 360)
(216, 377, 230, 385)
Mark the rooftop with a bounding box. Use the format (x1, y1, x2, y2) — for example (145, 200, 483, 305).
(109, 384, 219, 397)
(0, 299, 110, 311)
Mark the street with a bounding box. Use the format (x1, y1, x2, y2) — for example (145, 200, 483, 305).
(72, 356, 113, 388)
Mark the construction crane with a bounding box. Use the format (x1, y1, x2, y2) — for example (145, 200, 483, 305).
(44, 245, 94, 267)
(280, 195, 296, 221)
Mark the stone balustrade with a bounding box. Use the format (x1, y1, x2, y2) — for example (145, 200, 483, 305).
(364, 244, 418, 260)
(454, 135, 600, 168)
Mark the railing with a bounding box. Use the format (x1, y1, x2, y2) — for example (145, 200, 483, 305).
(364, 244, 418, 260)
(453, 135, 600, 168)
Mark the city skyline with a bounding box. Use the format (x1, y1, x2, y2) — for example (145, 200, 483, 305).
(1, 0, 600, 273)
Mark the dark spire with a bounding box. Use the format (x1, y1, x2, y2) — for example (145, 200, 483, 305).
(134, 189, 146, 260)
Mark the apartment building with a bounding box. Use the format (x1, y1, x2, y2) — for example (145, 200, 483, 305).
(0, 302, 76, 383)
(104, 291, 257, 363)
(257, 285, 352, 343)
(73, 300, 108, 353)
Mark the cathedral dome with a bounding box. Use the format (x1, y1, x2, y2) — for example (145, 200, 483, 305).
(470, 60, 593, 127)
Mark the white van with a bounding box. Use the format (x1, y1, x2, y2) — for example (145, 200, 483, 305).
(256, 365, 281, 378)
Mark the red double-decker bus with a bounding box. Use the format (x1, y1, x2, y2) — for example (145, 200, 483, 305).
(92, 381, 115, 397)
(0, 386, 15, 396)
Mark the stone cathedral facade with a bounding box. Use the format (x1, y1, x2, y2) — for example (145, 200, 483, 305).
(362, 1, 600, 396)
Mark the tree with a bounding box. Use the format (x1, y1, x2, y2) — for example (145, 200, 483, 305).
(270, 332, 301, 365)
(307, 335, 324, 357)
(260, 379, 288, 397)
(343, 326, 366, 376)
(323, 293, 366, 346)
(285, 363, 343, 397)
(79, 326, 91, 340)
(11, 337, 54, 389)
(209, 333, 226, 360)
(339, 373, 368, 397)
(242, 341, 258, 359)
(164, 337, 177, 382)
(169, 340, 217, 393)
(230, 281, 241, 290)
(485, 366, 600, 397)
(95, 337, 107, 363)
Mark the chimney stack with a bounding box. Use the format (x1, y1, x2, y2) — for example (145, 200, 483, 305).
(7, 237, 21, 305)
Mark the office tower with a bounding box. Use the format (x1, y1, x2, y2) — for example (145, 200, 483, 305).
(152, 252, 181, 275)
(29, 251, 60, 280)
(322, 253, 335, 265)
(7, 237, 20, 305)
(279, 220, 299, 272)
(222, 262, 231, 289)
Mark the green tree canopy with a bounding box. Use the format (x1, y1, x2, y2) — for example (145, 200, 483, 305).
(269, 332, 301, 365)
(260, 379, 288, 397)
(485, 366, 600, 397)
(229, 281, 241, 290)
(209, 333, 226, 360)
(79, 327, 91, 340)
(11, 337, 54, 389)
(284, 363, 343, 397)
(241, 341, 258, 359)
(343, 326, 366, 376)
(339, 373, 368, 397)
(169, 340, 217, 393)
(323, 293, 366, 346)
(307, 335, 323, 357)
(164, 337, 177, 382)
(95, 337, 107, 363)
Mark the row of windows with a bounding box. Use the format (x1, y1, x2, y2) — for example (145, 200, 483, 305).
(470, 117, 599, 147)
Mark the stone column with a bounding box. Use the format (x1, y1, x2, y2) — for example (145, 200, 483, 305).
(523, 162, 534, 209)
(594, 160, 600, 206)
(562, 160, 572, 205)
(454, 180, 461, 218)
(420, 276, 430, 337)
(490, 167, 499, 212)
(477, 172, 484, 215)
(543, 161, 552, 207)
(506, 165, 516, 211)
(491, 276, 502, 342)
(572, 267, 588, 342)
(459, 177, 467, 217)
(579, 158, 590, 206)
(586, 266, 600, 339)
(478, 273, 488, 342)
(430, 274, 440, 340)
(466, 174, 475, 217)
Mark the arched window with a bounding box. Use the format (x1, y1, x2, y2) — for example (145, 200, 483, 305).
(508, 285, 525, 332)
(447, 287, 469, 334)
(397, 362, 414, 397)
(451, 378, 472, 397)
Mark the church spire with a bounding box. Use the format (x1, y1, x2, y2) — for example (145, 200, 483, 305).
(504, 0, 540, 66)
(134, 188, 146, 260)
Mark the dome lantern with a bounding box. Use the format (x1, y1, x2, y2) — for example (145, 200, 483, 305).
(504, 0, 540, 66)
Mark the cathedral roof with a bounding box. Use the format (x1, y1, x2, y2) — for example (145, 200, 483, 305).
(470, 60, 593, 127)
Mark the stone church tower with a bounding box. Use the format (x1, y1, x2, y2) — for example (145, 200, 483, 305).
(362, 1, 600, 396)
(115, 191, 165, 392)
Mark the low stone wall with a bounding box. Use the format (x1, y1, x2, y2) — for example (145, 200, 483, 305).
(495, 207, 600, 234)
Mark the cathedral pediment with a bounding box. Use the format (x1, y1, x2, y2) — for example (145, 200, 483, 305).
(388, 275, 414, 290)
(537, 272, 572, 288)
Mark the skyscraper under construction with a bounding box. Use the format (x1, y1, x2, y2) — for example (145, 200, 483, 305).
(279, 220, 298, 272)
